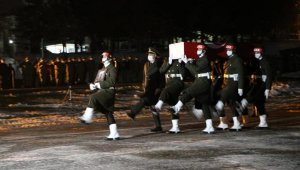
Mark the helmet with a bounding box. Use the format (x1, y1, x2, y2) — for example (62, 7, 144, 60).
(253, 48, 263, 53)
(225, 44, 236, 50)
(102, 52, 111, 57)
(197, 44, 207, 50)
(102, 51, 112, 62)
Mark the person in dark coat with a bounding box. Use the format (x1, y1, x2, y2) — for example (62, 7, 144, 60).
(79, 52, 120, 140)
(240, 47, 272, 129)
(215, 44, 244, 131)
(171, 44, 214, 134)
(153, 53, 185, 133)
(126, 47, 165, 132)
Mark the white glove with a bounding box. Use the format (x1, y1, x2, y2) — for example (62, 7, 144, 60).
(264, 89, 270, 99)
(187, 58, 194, 63)
(95, 82, 101, 89)
(168, 57, 173, 65)
(89, 83, 96, 90)
(215, 100, 224, 111)
(238, 89, 243, 96)
(241, 98, 248, 108)
(181, 55, 188, 63)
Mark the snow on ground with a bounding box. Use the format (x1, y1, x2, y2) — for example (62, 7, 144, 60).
(270, 82, 295, 96)
(0, 81, 299, 132)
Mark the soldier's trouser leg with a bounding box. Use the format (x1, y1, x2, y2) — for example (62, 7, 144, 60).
(254, 102, 266, 116)
(150, 112, 163, 132)
(241, 108, 249, 126)
(171, 113, 179, 120)
(152, 112, 161, 128)
(105, 112, 116, 125)
(127, 101, 145, 119)
(254, 101, 268, 128)
(202, 104, 212, 120)
(179, 91, 193, 104)
(131, 101, 145, 115)
(229, 100, 240, 117)
(87, 93, 98, 108)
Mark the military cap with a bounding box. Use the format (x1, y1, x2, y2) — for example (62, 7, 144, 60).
(225, 44, 236, 50)
(253, 48, 263, 53)
(102, 52, 111, 57)
(197, 44, 207, 50)
(148, 47, 159, 56)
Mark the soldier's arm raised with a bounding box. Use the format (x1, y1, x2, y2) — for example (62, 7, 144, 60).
(159, 60, 171, 74)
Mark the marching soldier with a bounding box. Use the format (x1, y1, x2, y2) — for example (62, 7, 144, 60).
(171, 44, 214, 134)
(153, 53, 185, 133)
(240, 47, 272, 129)
(215, 44, 244, 131)
(126, 47, 165, 132)
(79, 51, 120, 140)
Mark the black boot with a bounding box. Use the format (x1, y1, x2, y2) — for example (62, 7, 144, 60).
(126, 101, 145, 120)
(150, 112, 163, 132)
(126, 111, 136, 120)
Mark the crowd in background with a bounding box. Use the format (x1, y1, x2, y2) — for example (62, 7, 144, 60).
(0, 55, 146, 89)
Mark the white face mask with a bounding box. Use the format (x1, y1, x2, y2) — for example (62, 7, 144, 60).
(226, 50, 233, 57)
(197, 50, 204, 58)
(255, 53, 261, 59)
(147, 55, 155, 63)
(102, 57, 108, 63)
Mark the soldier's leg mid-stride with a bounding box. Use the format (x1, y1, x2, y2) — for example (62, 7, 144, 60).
(79, 52, 120, 140)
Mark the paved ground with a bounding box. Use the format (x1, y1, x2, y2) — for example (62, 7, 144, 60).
(0, 83, 299, 170)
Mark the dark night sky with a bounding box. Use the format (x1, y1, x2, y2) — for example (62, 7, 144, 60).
(1, 0, 297, 51)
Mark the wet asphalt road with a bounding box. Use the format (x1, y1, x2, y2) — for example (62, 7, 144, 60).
(0, 84, 300, 170)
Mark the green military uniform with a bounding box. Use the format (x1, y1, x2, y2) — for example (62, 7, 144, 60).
(130, 60, 164, 114)
(159, 60, 185, 106)
(245, 57, 272, 116)
(87, 64, 117, 113)
(219, 54, 244, 117)
(179, 56, 212, 120)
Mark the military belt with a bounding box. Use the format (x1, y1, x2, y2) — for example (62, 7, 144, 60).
(224, 74, 238, 81)
(250, 74, 267, 82)
(196, 72, 211, 79)
(165, 74, 183, 80)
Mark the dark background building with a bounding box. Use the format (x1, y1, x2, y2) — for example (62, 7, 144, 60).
(0, 0, 300, 73)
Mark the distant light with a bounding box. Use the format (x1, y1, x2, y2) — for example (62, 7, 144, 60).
(9, 40, 14, 44)
(46, 43, 76, 54)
